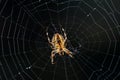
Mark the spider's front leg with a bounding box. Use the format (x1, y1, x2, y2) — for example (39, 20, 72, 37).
(63, 48, 73, 58)
(50, 50, 56, 64)
(62, 51, 64, 55)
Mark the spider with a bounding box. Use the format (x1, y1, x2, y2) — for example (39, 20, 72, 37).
(46, 27, 73, 64)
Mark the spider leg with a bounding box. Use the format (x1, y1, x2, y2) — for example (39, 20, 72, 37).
(46, 32, 54, 48)
(58, 52, 62, 56)
(50, 50, 56, 64)
(63, 48, 73, 58)
(62, 28, 67, 42)
(46, 32, 51, 44)
(62, 51, 64, 55)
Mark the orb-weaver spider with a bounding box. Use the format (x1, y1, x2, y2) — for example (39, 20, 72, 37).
(46, 27, 73, 64)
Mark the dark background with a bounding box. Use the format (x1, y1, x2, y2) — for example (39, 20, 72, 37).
(0, 0, 120, 80)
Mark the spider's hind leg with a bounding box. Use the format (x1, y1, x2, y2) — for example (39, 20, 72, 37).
(46, 32, 51, 43)
(60, 25, 67, 41)
(62, 28, 67, 41)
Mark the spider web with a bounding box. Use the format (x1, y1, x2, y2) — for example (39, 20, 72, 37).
(0, 0, 120, 80)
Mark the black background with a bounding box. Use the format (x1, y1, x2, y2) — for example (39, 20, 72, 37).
(0, 0, 120, 80)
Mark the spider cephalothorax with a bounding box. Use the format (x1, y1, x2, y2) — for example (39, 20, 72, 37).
(46, 27, 73, 64)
